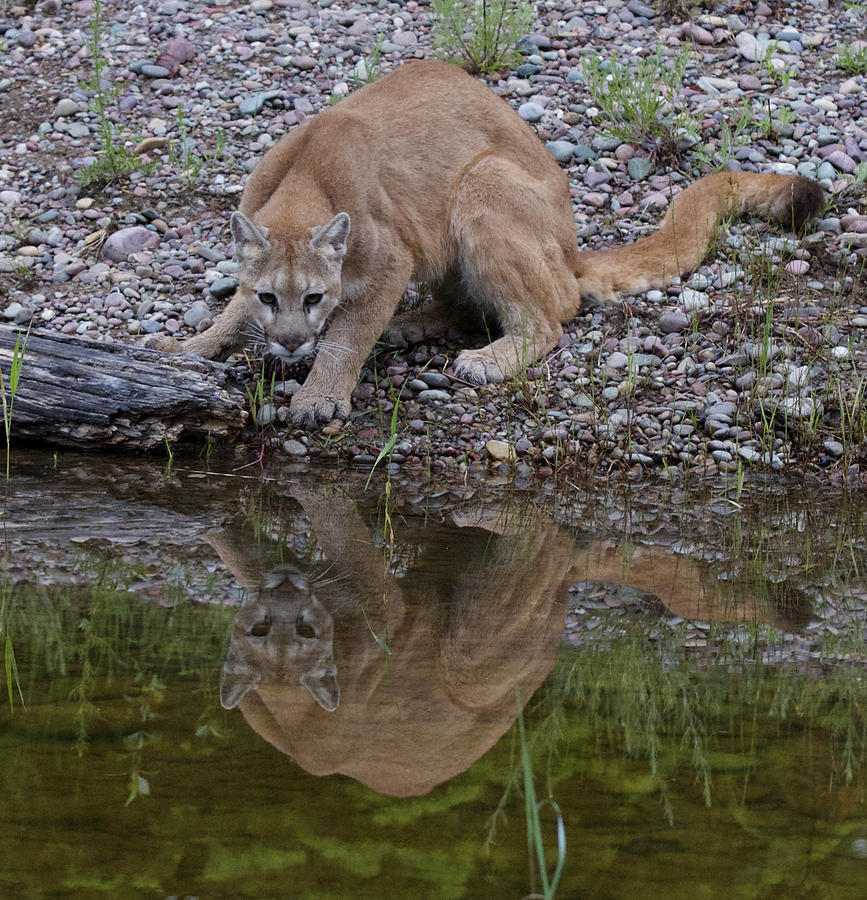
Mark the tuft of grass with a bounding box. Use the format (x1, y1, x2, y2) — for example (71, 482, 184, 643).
(0, 327, 29, 481)
(834, 42, 867, 75)
(757, 97, 796, 140)
(244, 362, 276, 431)
(351, 34, 385, 86)
(690, 99, 754, 171)
(582, 47, 696, 163)
(431, 0, 534, 75)
(76, 0, 152, 186)
(366, 390, 401, 489)
(169, 106, 223, 180)
(834, 374, 867, 468)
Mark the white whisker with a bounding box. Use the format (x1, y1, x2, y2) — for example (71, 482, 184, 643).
(317, 340, 353, 357)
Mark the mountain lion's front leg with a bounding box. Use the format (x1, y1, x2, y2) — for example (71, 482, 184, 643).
(143, 293, 250, 362)
(290, 262, 413, 426)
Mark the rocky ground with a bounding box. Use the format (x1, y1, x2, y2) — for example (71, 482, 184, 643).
(0, 0, 866, 479)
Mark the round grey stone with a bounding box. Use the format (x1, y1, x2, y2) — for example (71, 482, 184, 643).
(256, 402, 277, 426)
(679, 289, 710, 312)
(54, 98, 81, 117)
(283, 439, 308, 456)
(183, 301, 212, 328)
(545, 141, 576, 163)
(417, 371, 451, 389)
(209, 277, 239, 299)
(627, 157, 652, 180)
(140, 64, 171, 78)
(518, 102, 545, 123)
(417, 389, 451, 402)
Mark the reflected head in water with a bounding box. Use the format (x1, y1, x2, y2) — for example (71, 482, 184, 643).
(220, 563, 340, 713)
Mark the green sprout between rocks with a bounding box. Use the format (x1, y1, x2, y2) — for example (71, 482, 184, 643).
(582, 47, 696, 163)
(76, 0, 151, 186)
(834, 42, 867, 75)
(431, 0, 534, 75)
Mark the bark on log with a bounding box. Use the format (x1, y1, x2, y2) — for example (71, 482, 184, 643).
(0, 326, 248, 451)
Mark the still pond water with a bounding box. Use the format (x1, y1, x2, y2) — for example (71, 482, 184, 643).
(1, 453, 866, 899)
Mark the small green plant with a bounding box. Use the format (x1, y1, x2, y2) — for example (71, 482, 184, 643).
(835, 375, 867, 467)
(757, 98, 796, 139)
(170, 106, 208, 179)
(351, 34, 385, 87)
(244, 362, 276, 430)
(582, 47, 696, 162)
(366, 392, 401, 488)
(690, 99, 753, 171)
(835, 42, 867, 75)
(76, 0, 150, 186)
(431, 0, 534, 75)
(0, 327, 28, 481)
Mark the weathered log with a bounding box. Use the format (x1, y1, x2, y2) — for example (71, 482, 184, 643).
(0, 326, 248, 451)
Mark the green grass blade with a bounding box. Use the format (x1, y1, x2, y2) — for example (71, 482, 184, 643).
(536, 798, 567, 896)
(4, 633, 25, 711)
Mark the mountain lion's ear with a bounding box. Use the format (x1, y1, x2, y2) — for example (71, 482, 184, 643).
(219, 669, 261, 710)
(301, 666, 340, 712)
(310, 212, 350, 260)
(230, 212, 270, 261)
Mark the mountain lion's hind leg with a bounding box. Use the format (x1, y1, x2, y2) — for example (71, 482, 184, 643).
(383, 269, 480, 346)
(448, 155, 575, 385)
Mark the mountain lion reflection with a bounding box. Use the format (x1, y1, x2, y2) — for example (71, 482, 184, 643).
(210, 488, 802, 797)
(211, 488, 575, 797)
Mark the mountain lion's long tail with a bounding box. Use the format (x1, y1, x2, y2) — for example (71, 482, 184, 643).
(574, 172, 824, 302)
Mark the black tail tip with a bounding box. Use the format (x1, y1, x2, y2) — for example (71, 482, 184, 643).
(784, 176, 825, 231)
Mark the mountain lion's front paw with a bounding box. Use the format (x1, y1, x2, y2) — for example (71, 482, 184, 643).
(453, 349, 506, 385)
(143, 334, 184, 354)
(289, 386, 351, 427)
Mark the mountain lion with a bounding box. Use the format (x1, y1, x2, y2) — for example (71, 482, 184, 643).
(147, 59, 823, 426)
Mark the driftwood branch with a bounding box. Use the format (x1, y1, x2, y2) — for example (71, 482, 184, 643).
(0, 326, 248, 451)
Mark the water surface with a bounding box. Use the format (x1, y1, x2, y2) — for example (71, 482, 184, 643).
(1, 454, 865, 898)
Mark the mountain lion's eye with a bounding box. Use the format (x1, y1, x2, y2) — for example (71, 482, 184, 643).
(296, 615, 316, 639)
(249, 618, 270, 638)
(257, 291, 277, 306)
(304, 292, 324, 308)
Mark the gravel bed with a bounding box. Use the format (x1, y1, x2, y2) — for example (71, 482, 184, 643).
(1, 0, 866, 477)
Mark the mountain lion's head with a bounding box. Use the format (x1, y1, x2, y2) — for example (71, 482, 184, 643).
(220, 563, 340, 713)
(230, 211, 351, 363)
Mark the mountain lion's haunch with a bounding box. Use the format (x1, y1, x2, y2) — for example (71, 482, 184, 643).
(147, 60, 824, 426)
